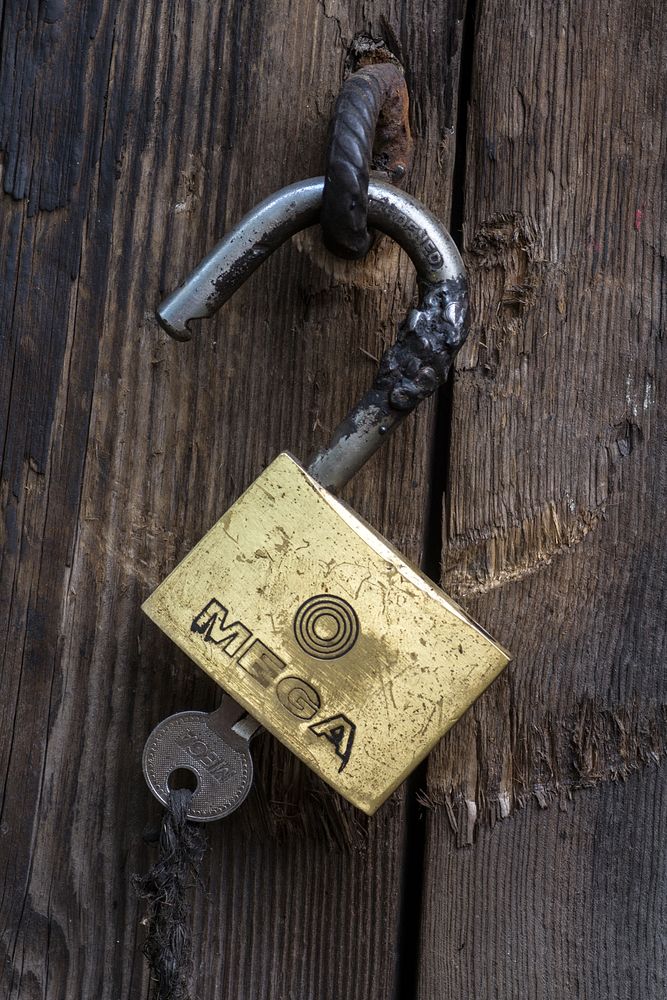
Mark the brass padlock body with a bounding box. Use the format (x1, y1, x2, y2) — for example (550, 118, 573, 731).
(143, 454, 510, 814)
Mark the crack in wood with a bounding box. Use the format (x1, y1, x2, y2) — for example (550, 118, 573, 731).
(422, 700, 667, 847)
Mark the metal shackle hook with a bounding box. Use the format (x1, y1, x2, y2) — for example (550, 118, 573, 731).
(157, 177, 469, 492)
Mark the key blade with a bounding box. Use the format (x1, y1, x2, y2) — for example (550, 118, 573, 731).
(204, 695, 263, 744)
(231, 714, 263, 742)
(205, 693, 248, 733)
(203, 694, 263, 744)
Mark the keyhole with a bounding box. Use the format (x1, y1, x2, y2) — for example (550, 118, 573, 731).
(168, 767, 198, 792)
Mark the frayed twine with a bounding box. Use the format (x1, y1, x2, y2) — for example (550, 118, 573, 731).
(133, 789, 207, 1000)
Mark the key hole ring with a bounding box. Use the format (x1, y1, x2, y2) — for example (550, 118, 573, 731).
(167, 766, 199, 792)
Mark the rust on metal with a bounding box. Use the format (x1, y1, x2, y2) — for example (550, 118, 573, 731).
(363, 61, 413, 184)
(320, 55, 414, 259)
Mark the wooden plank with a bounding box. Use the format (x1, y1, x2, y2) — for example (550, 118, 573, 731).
(420, 0, 667, 994)
(0, 2, 468, 996)
(421, 768, 667, 997)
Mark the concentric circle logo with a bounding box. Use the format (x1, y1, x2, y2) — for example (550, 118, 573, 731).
(293, 594, 360, 660)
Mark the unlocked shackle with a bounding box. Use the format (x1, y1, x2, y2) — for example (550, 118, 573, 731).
(157, 177, 469, 492)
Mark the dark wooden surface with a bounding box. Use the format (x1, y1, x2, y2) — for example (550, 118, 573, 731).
(0, 2, 664, 999)
(418, 0, 667, 996)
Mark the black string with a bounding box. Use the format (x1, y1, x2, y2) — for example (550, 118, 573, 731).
(133, 789, 208, 1000)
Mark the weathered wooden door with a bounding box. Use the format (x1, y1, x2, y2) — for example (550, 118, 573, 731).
(2, 2, 665, 997)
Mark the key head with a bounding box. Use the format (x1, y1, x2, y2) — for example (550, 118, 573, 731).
(143, 710, 254, 822)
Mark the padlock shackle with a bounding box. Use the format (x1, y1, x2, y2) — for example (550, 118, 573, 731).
(157, 177, 463, 338)
(157, 178, 469, 492)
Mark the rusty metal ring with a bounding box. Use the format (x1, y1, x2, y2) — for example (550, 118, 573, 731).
(321, 62, 413, 260)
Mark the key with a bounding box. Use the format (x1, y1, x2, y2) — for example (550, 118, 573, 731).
(142, 694, 261, 822)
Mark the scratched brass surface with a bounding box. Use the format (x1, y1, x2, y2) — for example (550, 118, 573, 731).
(143, 454, 510, 814)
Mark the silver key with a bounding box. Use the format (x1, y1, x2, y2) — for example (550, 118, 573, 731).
(142, 694, 261, 822)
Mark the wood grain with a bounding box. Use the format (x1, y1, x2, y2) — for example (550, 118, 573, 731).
(3, 1, 665, 997)
(419, 0, 667, 995)
(0, 1, 467, 997)
(421, 767, 667, 998)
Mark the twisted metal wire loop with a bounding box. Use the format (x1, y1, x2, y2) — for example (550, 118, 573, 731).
(321, 62, 413, 259)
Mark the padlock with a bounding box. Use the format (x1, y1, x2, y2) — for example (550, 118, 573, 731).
(144, 177, 510, 815)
